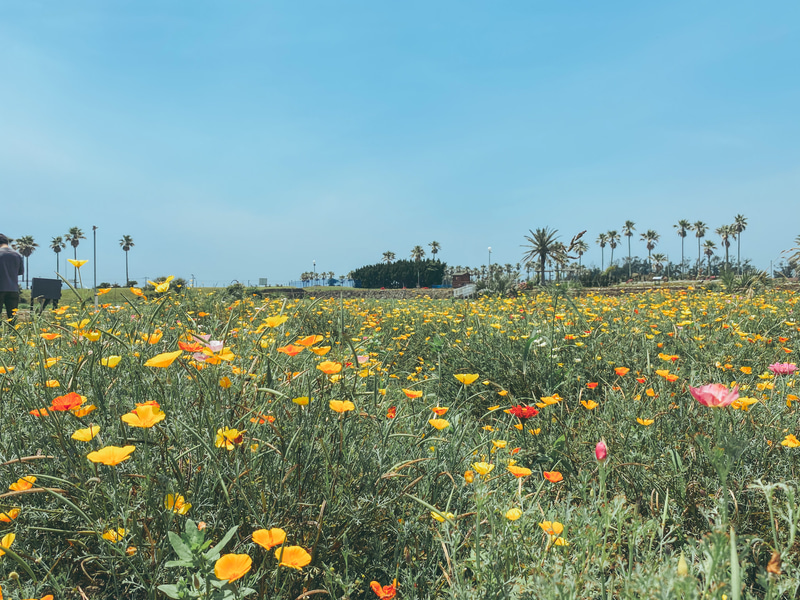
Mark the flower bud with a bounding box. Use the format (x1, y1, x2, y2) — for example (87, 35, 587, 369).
(595, 439, 608, 461)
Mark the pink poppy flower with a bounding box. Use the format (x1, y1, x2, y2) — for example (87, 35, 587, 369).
(769, 362, 797, 376)
(595, 440, 608, 461)
(689, 383, 739, 408)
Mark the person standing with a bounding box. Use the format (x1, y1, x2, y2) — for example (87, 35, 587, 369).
(0, 234, 24, 321)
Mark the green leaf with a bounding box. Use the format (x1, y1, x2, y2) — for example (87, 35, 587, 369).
(168, 531, 194, 562)
(204, 525, 239, 561)
(157, 584, 182, 599)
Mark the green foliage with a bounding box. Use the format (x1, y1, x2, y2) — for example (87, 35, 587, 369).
(351, 258, 446, 288)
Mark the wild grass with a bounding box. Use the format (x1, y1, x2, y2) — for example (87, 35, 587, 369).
(0, 285, 798, 599)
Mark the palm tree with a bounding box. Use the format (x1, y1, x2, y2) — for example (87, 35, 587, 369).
(607, 230, 620, 266)
(50, 236, 66, 274)
(381, 251, 396, 264)
(65, 227, 86, 287)
(716, 225, 734, 271)
(640, 230, 660, 266)
(703, 240, 717, 274)
(673, 220, 691, 276)
(596, 233, 608, 271)
(693, 221, 707, 276)
(11, 235, 38, 289)
(733, 214, 747, 273)
(651, 253, 668, 274)
(428, 241, 441, 259)
(410, 245, 425, 287)
(622, 221, 636, 278)
(522, 227, 559, 285)
(120, 235, 135, 286)
(574, 239, 589, 274)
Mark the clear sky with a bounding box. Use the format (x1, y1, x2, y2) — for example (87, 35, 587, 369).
(2, 1, 799, 287)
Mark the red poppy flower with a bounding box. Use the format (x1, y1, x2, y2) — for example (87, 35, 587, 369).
(179, 341, 205, 352)
(277, 344, 304, 357)
(586, 382, 598, 389)
(370, 580, 397, 600)
(386, 406, 396, 419)
(508, 405, 539, 419)
(51, 392, 83, 412)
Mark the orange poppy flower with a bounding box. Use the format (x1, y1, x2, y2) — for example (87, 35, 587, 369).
(431, 406, 449, 416)
(274, 545, 312, 570)
(252, 527, 286, 550)
(129, 286, 145, 297)
(507, 465, 532, 478)
(219, 376, 232, 389)
(0, 508, 20, 522)
(71, 403, 97, 418)
(40, 332, 60, 340)
(317, 361, 342, 375)
(178, 341, 204, 352)
(614, 367, 630, 377)
(277, 344, 303, 357)
(51, 392, 84, 412)
(30, 407, 49, 417)
(214, 553, 252, 582)
(402, 389, 423, 399)
(370, 580, 398, 599)
(543, 471, 563, 483)
(250, 413, 275, 424)
(386, 406, 396, 419)
(295, 335, 323, 347)
(586, 382, 598, 389)
(9, 476, 36, 491)
(428, 418, 450, 430)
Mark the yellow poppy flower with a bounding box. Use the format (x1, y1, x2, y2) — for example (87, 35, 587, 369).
(581, 400, 598, 410)
(121, 403, 166, 428)
(636, 418, 654, 426)
(102, 528, 126, 542)
(264, 315, 289, 328)
(87, 445, 136, 466)
(72, 425, 100, 441)
(67, 259, 88, 268)
(505, 508, 523, 521)
(539, 521, 564, 536)
(0, 532, 16, 555)
(329, 400, 355, 413)
(454, 373, 479, 385)
(144, 350, 183, 368)
(428, 418, 450, 430)
(215, 428, 245, 450)
(164, 494, 191, 515)
(472, 462, 494, 476)
(101, 356, 121, 368)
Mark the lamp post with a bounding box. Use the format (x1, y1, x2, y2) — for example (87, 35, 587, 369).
(488, 247, 492, 280)
(92, 226, 98, 308)
(313, 260, 316, 286)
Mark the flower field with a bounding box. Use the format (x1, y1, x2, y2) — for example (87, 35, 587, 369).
(1, 285, 799, 599)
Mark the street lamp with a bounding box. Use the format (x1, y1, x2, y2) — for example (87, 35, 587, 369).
(313, 260, 316, 285)
(92, 226, 98, 308)
(488, 247, 492, 279)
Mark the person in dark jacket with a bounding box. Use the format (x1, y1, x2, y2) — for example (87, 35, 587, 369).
(0, 233, 24, 321)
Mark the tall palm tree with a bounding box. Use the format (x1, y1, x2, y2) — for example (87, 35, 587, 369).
(673, 220, 691, 275)
(522, 227, 559, 285)
(120, 235, 135, 286)
(428, 241, 441, 259)
(693, 221, 707, 276)
(640, 230, 660, 266)
(703, 240, 717, 274)
(607, 230, 620, 266)
(50, 236, 66, 274)
(410, 245, 425, 287)
(622, 221, 636, 278)
(596, 233, 608, 271)
(716, 225, 734, 271)
(65, 227, 86, 287)
(574, 239, 589, 274)
(11, 235, 37, 289)
(381, 251, 395, 264)
(733, 214, 747, 273)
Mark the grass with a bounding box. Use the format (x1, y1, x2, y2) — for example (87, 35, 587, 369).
(0, 284, 799, 599)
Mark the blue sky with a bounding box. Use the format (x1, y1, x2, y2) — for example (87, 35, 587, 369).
(2, 1, 799, 286)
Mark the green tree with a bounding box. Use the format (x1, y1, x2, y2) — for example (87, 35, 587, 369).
(716, 224, 734, 271)
(120, 235, 135, 286)
(596, 232, 608, 270)
(50, 236, 66, 274)
(607, 230, 620, 266)
(381, 251, 395, 264)
(573, 239, 589, 274)
(522, 227, 560, 285)
(651, 252, 668, 274)
(12, 235, 38, 289)
(673, 219, 691, 275)
(428, 241, 441, 259)
(410, 246, 426, 286)
(622, 220, 636, 277)
(733, 214, 747, 273)
(703, 240, 717, 274)
(640, 229, 660, 266)
(693, 221, 707, 276)
(65, 227, 86, 287)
